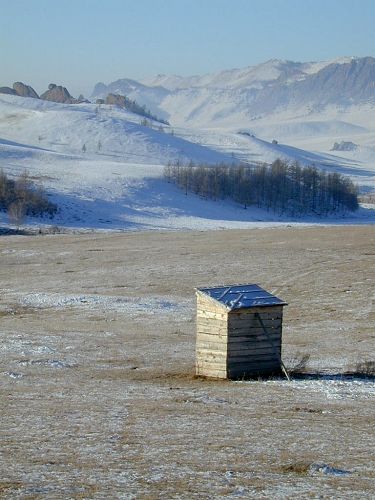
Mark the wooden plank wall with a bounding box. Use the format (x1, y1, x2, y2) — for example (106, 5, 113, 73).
(196, 292, 228, 378)
(196, 292, 285, 379)
(227, 306, 283, 378)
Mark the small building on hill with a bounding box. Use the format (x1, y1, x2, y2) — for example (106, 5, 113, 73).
(195, 284, 287, 379)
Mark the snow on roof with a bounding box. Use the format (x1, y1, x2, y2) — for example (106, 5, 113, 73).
(197, 284, 287, 311)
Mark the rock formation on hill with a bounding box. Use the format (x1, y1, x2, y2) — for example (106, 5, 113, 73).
(105, 93, 126, 107)
(0, 82, 39, 98)
(40, 83, 76, 104)
(0, 81, 80, 104)
(13, 82, 39, 98)
(0, 86, 16, 95)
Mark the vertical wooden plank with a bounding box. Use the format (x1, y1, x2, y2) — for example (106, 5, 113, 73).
(196, 291, 228, 378)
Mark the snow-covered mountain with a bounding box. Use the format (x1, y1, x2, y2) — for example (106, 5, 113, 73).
(92, 57, 375, 128)
(139, 58, 355, 91)
(91, 56, 375, 195)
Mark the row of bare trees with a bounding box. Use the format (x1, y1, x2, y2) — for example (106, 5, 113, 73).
(164, 159, 359, 216)
(0, 170, 57, 226)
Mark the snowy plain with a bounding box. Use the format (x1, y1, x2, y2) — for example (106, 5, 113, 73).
(0, 93, 375, 231)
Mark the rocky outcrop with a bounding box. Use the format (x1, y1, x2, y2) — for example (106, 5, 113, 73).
(0, 82, 39, 98)
(40, 83, 76, 103)
(13, 82, 39, 98)
(103, 92, 169, 124)
(0, 81, 80, 104)
(105, 93, 126, 107)
(0, 86, 16, 95)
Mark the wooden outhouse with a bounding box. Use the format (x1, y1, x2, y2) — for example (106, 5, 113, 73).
(195, 284, 287, 379)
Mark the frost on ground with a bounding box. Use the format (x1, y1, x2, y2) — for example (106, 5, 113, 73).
(18, 291, 192, 318)
(0, 227, 374, 498)
(240, 377, 375, 402)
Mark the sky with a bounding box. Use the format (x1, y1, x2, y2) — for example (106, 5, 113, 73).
(1, 0, 375, 97)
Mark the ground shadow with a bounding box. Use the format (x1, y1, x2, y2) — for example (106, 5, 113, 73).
(0, 227, 30, 236)
(289, 371, 375, 382)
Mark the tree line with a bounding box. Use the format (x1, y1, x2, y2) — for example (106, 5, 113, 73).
(164, 159, 359, 216)
(103, 95, 169, 125)
(0, 170, 57, 225)
(127, 98, 169, 125)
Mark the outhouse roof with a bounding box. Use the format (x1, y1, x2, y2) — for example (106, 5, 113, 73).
(197, 284, 287, 311)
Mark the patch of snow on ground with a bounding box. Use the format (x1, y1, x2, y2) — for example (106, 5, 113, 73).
(18, 292, 192, 317)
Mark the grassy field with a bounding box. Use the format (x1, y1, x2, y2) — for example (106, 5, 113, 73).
(1, 226, 374, 498)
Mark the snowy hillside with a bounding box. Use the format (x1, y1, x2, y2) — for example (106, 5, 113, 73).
(0, 93, 375, 231)
(0, 95, 234, 230)
(121, 57, 375, 194)
(90, 57, 375, 199)
(0, 95, 229, 164)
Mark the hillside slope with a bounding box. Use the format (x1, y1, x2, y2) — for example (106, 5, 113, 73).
(0, 94, 374, 230)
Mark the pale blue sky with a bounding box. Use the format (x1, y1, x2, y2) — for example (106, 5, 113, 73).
(1, 0, 374, 96)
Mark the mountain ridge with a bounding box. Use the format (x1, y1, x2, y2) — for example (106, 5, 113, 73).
(91, 56, 375, 128)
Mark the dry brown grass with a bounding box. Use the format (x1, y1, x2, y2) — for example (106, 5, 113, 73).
(0, 226, 374, 498)
(0, 482, 24, 494)
(278, 462, 312, 475)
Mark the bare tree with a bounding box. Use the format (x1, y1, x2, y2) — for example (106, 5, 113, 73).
(165, 159, 358, 216)
(8, 200, 26, 228)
